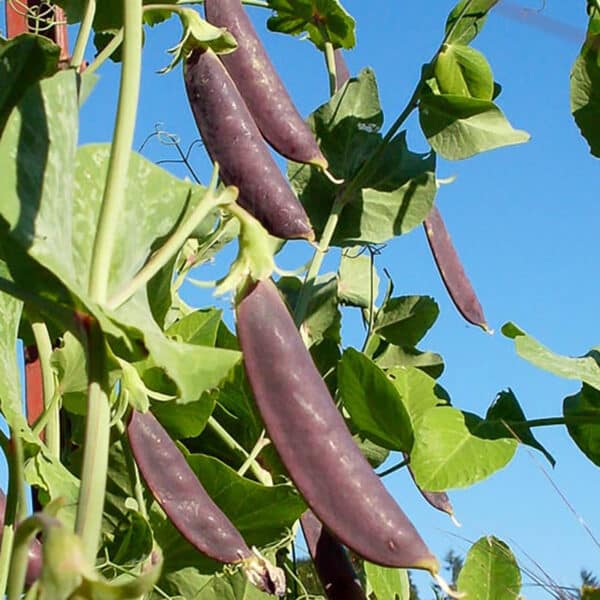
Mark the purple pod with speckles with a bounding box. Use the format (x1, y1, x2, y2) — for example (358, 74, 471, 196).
(424, 206, 489, 331)
(301, 510, 366, 600)
(127, 410, 285, 595)
(205, 0, 328, 169)
(236, 279, 439, 572)
(0, 490, 43, 585)
(184, 47, 314, 241)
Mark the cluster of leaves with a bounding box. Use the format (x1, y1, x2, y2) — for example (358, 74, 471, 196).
(0, 0, 599, 599)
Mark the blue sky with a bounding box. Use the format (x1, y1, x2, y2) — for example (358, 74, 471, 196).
(3, 1, 600, 597)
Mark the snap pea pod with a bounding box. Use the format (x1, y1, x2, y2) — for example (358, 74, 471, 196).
(204, 0, 328, 169)
(184, 47, 314, 241)
(236, 279, 438, 572)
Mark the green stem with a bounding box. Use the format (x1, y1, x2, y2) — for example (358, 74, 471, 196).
(70, 0, 96, 69)
(294, 197, 344, 326)
(75, 320, 111, 563)
(511, 415, 600, 428)
(86, 28, 124, 75)
(238, 430, 270, 481)
(0, 432, 15, 599)
(107, 166, 234, 310)
(377, 457, 409, 478)
(88, 0, 143, 305)
(323, 42, 337, 96)
(31, 320, 59, 458)
(206, 417, 272, 485)
(31, 385, 61, 439)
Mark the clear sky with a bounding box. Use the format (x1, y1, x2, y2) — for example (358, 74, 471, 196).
(3, 1, 600, 598)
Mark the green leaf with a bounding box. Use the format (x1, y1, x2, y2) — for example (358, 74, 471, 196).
(563, 384, 600, 467)
(364, 562, 409, 600)
(374, 343, 445, 379)
(338, 247, 379, 308)
(51, 331, 89, 415)
(278, 275, 340, 346)
(0, 261, 26, 430)
(338, 348, 413, 452)
(570, 11, 600, 158)
(456, 536, 521, 599)
(386, 366, 447, 428)
(419, 92, 530, 160)
(106, 509, 154, 567)
(445, 0, 500, 45)
(373, 296, 439, 347)
(151, 394, 216, 440)
(486, 389, 556, 466)
(290, 70, 437, 246)
(166, 309, 223, 347)
(434, 43, 494, 99)
(193, 569, 274, 599)
(186, 454, 306, 548)
(0, 34, 59, 135)
(502, 322, 600, 391)
(266, 0, 356, 50)
(410, 406, 518, 490)
(355, 435, 390, 468)
(582, 587, 600, 600)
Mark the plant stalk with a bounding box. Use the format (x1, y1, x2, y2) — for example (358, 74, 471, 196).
(206, 417, 272, 485)
(31, 320, 59, 458)
(323, 41, 337, 96)
(88, 0, 143, 305)
(70, 0, 97, 69)
(86, 28, 124, 75)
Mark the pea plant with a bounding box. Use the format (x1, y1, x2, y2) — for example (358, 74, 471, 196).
(0, 0, 599, 598)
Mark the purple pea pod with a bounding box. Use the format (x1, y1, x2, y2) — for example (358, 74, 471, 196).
(184, 47, 314, 241)
(424, 206, 490, 332)
(236, 279, 439, 573)
(0, 490, 43, 585)
(204, 0, 328, 170)
(301, 510, 366, 600)
(334, 49, 350, 91)
(127, 409, 285, 595)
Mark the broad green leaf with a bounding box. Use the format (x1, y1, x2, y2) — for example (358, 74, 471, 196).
(106, 510, 154, 568)
(456, 536, 521, 599)
(364, 562, 409, 600)
(24, 450, 80, 529)
(410, 406, 517, 490)
(0, 34, 59, 135)
(502, 322, 600, 391)
(266, 0, 355, 50)
(0, 261, 26, 430)
(374, 342, 445, 379)
(570, 12, 600, 158)
(151, 394, 216, 439)
(434, 43, 494, 99)
(373, 296, 439, 347)
(186, 453, 306, 547)
(194, 568, 274, 599)
(310, 337, 341, 393)
(338, 348, 413, 451)
(386, 366, 447, 428)
(486, 389, 555, 466)
(338, 247, 380, 308)
(290, 70, 437, 246)
(278, 275, 340, 346)
(445, 0, 500, 45)
(419, 92, 530, 160)
(563, 384, 600, 467)
(51, 331, 88, 415)
(166, 309, 223, 347)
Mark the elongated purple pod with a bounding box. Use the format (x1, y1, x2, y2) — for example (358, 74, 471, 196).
(424, 206, 490, 331)
(0, 490, 42, 585)
(334, 49, 350, 91)
(204, 0, 327, 169)
(405, 459, 455, 519)
(127, 410, 285, 595)
(184, 48, 314, 241)
(236, 279, 438, 572)
(300, 510, 366, 600)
